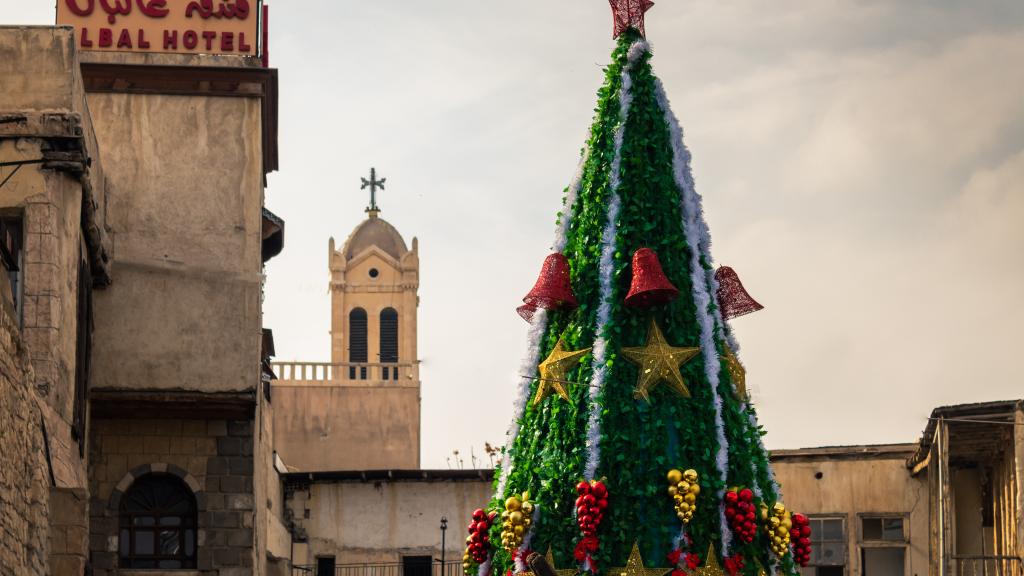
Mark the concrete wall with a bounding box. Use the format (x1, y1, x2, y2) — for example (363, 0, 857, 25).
(273, 384, 421, 472)
(773, 449, 928, 576)
(286, 477, 492, 567)
(86, 89, 264, 394)
(0, 293, 50, 576)
(88, 417, 257, 575)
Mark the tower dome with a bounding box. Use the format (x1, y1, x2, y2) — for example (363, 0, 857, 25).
(343, 215, 408, 260)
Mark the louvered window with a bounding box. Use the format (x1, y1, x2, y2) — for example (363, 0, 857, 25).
(380, 308, 399, 380)
(348, 308, 368, 379)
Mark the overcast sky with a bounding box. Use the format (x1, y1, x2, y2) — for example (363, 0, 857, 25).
(5, 1, 1023, 469)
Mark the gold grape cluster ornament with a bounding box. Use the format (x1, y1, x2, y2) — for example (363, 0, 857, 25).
(762, 502, 793, 556)
(500, 492, 534, 554)
(666, 468, 700, 523)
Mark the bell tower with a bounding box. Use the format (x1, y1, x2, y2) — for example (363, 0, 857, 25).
(328, 206, 420, 385)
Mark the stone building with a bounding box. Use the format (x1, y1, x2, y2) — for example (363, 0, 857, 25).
(0, 18, 282, 576)
(773, 400, 1023, 576)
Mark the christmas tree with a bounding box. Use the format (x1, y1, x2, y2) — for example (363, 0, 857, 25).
(463, 4, 810, 576)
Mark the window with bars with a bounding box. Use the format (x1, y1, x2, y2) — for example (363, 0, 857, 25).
(349, 308, 368, 379)
(380, 307, 398, 380)
(118, 474, 197, 569)
(0, 214, 24, 322)
(798, 517, 846, 576)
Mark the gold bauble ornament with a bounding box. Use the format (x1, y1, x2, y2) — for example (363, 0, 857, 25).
(506, 497, 522, 511)
(510, 511, 524, 524)
(690, 484, 700, 496)
(609, 542, 671, 576)
(522, 502, 535, 515)
(683, 469, 698, 482)
(621, 320, 700, 401)
(514, 525, 525, 537)
(667, 486, 678, 497)
(533, 338, 591, 405)
(667, 469, 683, 484)
(772, 502, 786, 515)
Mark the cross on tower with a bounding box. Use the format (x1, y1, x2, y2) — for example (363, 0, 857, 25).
(361, 167, 386, 216)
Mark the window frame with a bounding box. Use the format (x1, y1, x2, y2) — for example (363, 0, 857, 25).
(857, 513, 910, 576)
(118, 473, 198, 569)
(800, 514, 849, 576)
(0, 211, 25, 325)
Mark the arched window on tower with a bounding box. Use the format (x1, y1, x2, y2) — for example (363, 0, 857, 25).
(380, 307, 399, 380)
(118, 474, 197, 569)
(349, 307, 368, 380)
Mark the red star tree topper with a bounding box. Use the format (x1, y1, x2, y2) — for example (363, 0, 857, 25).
(609, 0, 655, 38)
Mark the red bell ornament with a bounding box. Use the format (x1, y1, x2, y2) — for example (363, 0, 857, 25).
(624, 248, 679, 307)
(518, 253, 578, 321)
(715, 266, 764, 319)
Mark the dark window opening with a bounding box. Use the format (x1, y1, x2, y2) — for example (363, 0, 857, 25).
(118, 474, 197, 569)
(0, 214, 24, 323)
(348, 308, 367, 380)
(380, 307, 399, 372)
(862, 517, 904, 541)
(72, 243, 93, 456)
(317, 556, 336, 576)
(403, 555, 432, 576)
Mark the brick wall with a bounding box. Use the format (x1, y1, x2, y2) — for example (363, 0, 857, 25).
(0, 291, 50, 575)
(89, 417, 256, 575)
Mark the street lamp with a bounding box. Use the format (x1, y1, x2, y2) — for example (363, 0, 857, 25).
(440, 516, 449, 576)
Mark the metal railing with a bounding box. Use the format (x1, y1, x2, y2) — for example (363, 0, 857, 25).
(272, 361, 416, 383)
(954, 555, 1023, 576)
(293, 561, 464, 576)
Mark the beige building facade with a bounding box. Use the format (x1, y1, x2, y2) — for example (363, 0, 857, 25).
(0, 22, 282, 576)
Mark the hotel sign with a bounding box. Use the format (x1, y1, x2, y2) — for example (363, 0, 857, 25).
(57, 0, 260, 56)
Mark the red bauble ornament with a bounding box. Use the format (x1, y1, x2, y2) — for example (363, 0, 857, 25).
(575, 479, 609, 571)
(715, 266, 764, 320)
(625, 248, 679, 307)
(724, 488, 758, 544)
(465, 509, 494, 565)
(518, 253, 578, 321)
(791, 513, 812, 567)
(608, 0, 654, 38)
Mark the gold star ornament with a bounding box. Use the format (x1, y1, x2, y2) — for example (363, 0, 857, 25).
(533, 338, 591, 405)
(610, 542, 671, 576)
(621, 320, 700, 402)
(523, 548, 578, 576)
(692, 545, 725, 576)
(722, 346, 746, 401)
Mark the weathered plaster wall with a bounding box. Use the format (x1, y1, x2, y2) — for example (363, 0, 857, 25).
(286, 478, 492, 566)
(86, 90, 264, 394)
(0, 285, 49, 576)
(89, 417, 257, 575)
(273, 384, 420, 472)
(773, 452, 928, 576)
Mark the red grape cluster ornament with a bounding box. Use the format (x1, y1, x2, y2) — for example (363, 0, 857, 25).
(666, 468, 700, 523)
(574, 479, 608, 571)
(762, 502, 793, 557)
(790, 514, 812, 567)
(464, 508, 496, 575)
(501, 492, 534, 555)
(723, 488, 757, 544)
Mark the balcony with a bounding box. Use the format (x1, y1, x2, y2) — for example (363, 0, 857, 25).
(271, 361, 418, 384)
(954, 556, 1023, 576)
